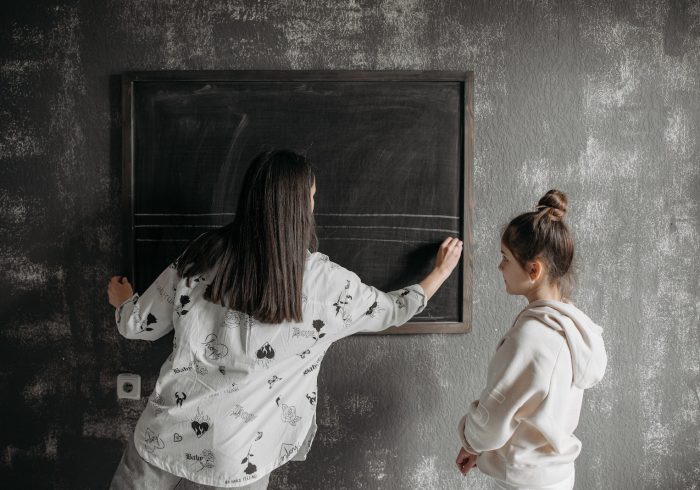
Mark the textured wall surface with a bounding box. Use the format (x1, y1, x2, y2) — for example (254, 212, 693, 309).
(1, 1, 699, 489)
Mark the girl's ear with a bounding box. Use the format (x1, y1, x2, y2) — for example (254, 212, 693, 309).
(528, 260, 543, 282)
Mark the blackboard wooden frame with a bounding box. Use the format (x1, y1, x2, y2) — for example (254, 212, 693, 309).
(122, 70, 474, 334)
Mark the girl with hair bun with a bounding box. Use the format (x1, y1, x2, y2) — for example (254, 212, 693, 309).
(455, 190, 607, 490)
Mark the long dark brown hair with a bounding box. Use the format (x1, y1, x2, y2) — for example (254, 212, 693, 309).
(501, 189, 575, 297)
(176, 150, 317, 323)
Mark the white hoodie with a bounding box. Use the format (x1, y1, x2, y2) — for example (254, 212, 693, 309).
(458, 300, 607, 487)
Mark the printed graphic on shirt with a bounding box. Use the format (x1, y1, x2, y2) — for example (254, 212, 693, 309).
(194, 359, 208, 376)
(175, 295, 191, 317)
(172, 359, 207, 376)
(156, 282, 176, 306)
(365, 301, 386, 318)
(175, 392, 187, 407)
(203, 333, 229, 361)
(276, 397, 302, 426)
(150, 391, 165, 416)
(292, 327, 316, 339)
(173, 433, 183, 443)
(318, 254, 340, 270)
(130, 299, 158, 334)
(277, 443, 299, 466)
(306, 391, 317, 405)
(168, 336, 178, 362)
(312, 319, 327, 339)
(303, 352, 324, 375)
(186, 449, 215, 473)
(256, 342, 275, 368)
(225, 382, 240, 394)
(142, 313, 158, 332)
(292, 319, 326, 352)
(191, 406, 211, 438)
(144, 427, 165, 454)
(332, 280, 353, 327)
(395, 289, 411, 309)
(241, 431, 263, 475)
(267, 375, 282, 389)
(172, 363, 192, 375)
(223, 309, 245, 329)
(227, 404, 257, 423)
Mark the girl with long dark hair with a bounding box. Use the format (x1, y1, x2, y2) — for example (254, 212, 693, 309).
(108, 150, 462, 489)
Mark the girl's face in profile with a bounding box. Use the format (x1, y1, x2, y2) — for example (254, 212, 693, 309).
(310, 180, 316, 213)
(498, 244, 531, 296)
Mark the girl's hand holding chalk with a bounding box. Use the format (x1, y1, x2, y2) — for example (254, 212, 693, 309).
(435, 236, 463, 275)
(107, 276, 135, 308)
(419, 236, 463, 300)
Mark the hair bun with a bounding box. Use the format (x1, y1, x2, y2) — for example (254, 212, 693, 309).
(536, 189, 567, 220)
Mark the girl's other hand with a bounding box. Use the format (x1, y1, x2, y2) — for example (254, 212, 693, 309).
(435, 237, 463, 276)
(108, 276, 134, 308)
(455, 447, 478, 476)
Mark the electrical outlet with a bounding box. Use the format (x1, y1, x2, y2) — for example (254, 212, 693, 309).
(117, 373, 141, 400)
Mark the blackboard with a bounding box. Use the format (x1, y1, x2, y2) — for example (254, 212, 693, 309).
(122, 71, 473, 334)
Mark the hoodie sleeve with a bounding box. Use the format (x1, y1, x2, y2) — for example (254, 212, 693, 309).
(457, 335, 555, 454)
(115, 263, 180, 341)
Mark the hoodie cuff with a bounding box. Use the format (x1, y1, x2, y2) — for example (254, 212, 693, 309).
(458, 413, 480, 455)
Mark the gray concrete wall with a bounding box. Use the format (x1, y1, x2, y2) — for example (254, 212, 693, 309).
(1, 1, 698, 488)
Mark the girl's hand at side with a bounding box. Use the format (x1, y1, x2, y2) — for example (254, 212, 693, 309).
(108, 276, 134, 308)
(455, 447, 478, 476)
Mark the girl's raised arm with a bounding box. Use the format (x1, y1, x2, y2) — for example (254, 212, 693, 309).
(320, 236, 463, 337)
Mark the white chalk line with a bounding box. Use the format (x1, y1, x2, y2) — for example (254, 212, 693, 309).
(136, 237, 434, 244)
(135, 213, 236, 216)
(135, 224, 459, 233)
(316, 213, 460, 219)
(312, 237, 432, 244)
(135, 212, 459, 219)
(136, 239, 193, 242)
(135, 225, 219, 228)
(410, 317, 455, 320)
(319, 225, 458, 233)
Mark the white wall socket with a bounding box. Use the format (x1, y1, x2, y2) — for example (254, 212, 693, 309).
(117, 373, 141, 400)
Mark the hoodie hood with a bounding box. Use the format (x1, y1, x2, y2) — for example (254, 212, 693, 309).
(517, 300, 607, 389)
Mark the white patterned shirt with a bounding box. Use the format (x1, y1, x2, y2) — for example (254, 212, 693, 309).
(115, 250, 426, 487)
